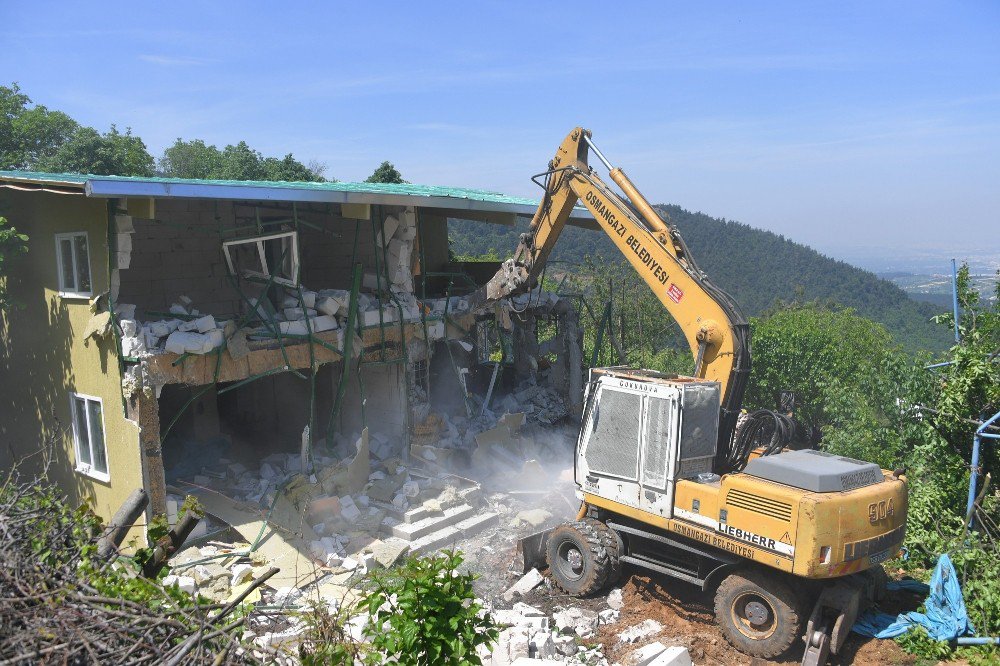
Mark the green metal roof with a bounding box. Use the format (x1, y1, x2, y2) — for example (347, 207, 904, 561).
(0, 169, 593, 221)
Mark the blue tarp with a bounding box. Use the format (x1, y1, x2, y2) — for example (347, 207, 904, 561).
(853, 554, 973, 640)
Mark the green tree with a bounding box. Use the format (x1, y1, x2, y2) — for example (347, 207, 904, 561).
(160, 139, 325, 182)
(745, 302, 928, 468)
(261, 153, 326, 182)
(0, 216, 29, 311)
(39, 125, 155, 176)
(218, 141, 266, 181)
(927, 264, 1000, 473)
(365, 160, 405, 184)
(158, 138, 223, 179)
(0, 83, 79, 170)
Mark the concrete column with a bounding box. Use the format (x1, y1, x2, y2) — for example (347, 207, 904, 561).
(128, 387, 167, 519)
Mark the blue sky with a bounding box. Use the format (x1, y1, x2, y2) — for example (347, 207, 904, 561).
(3, 2, 998, 257)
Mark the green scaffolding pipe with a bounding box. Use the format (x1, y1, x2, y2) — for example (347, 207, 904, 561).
(216, 366, 288, 395)
(223, 250, 307, 381)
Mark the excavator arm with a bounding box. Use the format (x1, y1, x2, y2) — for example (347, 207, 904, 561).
(473, 127, 751, 468)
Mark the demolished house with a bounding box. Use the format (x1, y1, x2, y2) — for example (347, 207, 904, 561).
(0, 171, 594, 603)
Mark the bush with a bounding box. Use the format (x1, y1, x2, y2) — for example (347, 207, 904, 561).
(361, 550, 497, 665)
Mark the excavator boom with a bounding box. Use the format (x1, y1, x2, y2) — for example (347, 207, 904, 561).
(474, 127, 750, 468)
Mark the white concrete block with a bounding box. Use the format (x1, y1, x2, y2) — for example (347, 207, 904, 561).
(300, 291, 316, 308)
(199, 328, 224, 353)
(617, 618, 663, 644)
(191, 314, 215, 333)
(279, 320, 309, 335)
(310, 315, 338, 332)
(316, 296, 342, 316)
(647, 646, 692, 666)
(164, 331, 206, 355)
(376, 215, 399, 246)
(340, 500, 362, 523)
(148, 320, 172, 337)
(502, 568, 544, 602)
(623, 641, 668, 666)
(230, 563, 253, 586)
(283, 307, 317, 321)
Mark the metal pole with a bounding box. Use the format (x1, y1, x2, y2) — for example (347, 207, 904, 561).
(583, 135, 614, 172)
(951, 258, 961, 343)
(967, 433, 982, 527)
(967, 409, 1000, 527)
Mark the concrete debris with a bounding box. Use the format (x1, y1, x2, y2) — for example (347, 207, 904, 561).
(598, 608, 620, 625)
(162, 574, 196, 595)
(617, 619, 664, 644)
(622, 642, 692, 666)
(552, 607, 599, 638)
(502, 568, 545, 602)
(607, 587, 624, 610)
(514, 509, 552, 529)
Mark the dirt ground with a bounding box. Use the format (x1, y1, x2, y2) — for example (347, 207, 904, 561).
(594, 573, 919, 666)
(483, 556, 924, 666)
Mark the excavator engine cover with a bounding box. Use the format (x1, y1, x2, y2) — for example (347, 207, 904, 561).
(743, 449, 884, 493)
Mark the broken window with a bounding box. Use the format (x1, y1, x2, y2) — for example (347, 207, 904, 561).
(222, 231, 299, 287)
(55, 231, 92, 297)
(70, 393, 109, 481)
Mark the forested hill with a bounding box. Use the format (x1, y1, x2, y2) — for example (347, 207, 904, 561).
(448, 204, 952, 352)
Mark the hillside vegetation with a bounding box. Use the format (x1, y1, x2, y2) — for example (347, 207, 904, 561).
(449, 204, 951, 352)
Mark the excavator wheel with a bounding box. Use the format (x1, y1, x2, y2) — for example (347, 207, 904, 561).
(583, 517, 623, 585)
(545, 520, 612, 597)
(714, 568, 804, 658)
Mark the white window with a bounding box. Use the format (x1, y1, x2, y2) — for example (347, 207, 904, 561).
(222, 231, 299, 287)
(55, 232, 93, 297)
(70, 393, 109, 482)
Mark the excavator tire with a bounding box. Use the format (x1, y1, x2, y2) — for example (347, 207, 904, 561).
(546, 521, 611, 597)
(583, 517, 623, 585)
(714, 568, 804, 659)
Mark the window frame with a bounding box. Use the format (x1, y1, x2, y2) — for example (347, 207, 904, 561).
(54, 231, 94, 298)
(69, 392, 110, 483)
(222, 231, 300, 288)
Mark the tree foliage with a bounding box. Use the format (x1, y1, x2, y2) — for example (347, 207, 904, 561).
(926, 264, 1000, 473)
(0, 216, 29, 311)
(365, 160, 405, 184)
(745, 302, 932, 469)
(2, 82, 154, 177)
(0, 83, 79, 170)
(38, 125, 155, 177)
(159, 138, 326, 182)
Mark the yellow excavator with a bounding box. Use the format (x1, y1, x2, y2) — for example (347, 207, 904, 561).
(471, 128, 908, 665)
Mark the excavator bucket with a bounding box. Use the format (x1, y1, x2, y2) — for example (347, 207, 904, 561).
(515, 528, 553, 574)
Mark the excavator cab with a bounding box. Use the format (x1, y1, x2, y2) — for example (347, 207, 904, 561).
(576, 368, 720, 520)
